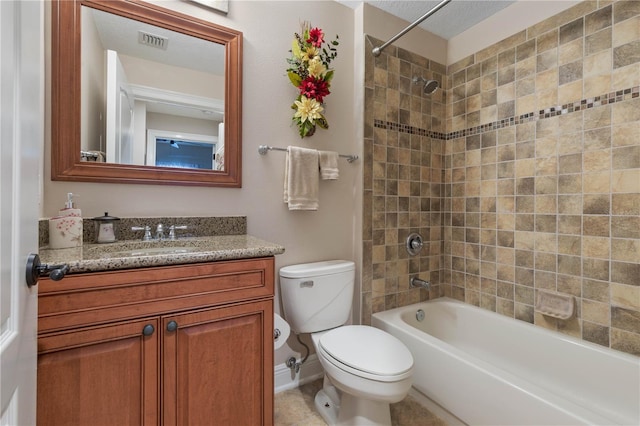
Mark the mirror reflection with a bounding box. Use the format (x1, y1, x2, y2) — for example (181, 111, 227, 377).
(80, 6, 226, 170)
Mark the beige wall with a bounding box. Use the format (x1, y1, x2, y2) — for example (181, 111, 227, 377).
(44, 1, 360, 364)
(363, 3, 447, 65)
(447, 0, 581, 65)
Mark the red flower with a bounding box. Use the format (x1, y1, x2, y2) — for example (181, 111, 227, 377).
(298, 76, 330, 103)
(307, 27, 324, 48)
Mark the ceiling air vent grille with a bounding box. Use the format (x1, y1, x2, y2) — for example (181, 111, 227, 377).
(138, 31, 168, 50)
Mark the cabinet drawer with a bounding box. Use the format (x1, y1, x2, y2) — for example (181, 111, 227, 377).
(39, 257, 275, 333)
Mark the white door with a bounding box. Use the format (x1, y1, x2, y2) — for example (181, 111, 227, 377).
(0, 1, 43, 425)
(105, 49, 134, 164)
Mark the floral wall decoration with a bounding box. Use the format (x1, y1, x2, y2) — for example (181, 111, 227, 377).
(287, 21, 339, 138)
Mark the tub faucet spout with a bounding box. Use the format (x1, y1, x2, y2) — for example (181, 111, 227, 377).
(410, 277, 430, 290)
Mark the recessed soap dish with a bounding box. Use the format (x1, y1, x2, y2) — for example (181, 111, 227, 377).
(535, 290, 575, 320)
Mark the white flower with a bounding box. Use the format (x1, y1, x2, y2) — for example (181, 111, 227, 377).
(294, 96, 324, 123)
(307, 58, 326, 78)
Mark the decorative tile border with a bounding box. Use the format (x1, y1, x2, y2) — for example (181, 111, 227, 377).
(374, 85, 639, 141)
(372, 119, 447, 140)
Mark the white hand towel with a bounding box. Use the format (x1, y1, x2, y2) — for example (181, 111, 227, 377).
(284, 146, 319, 210)
(319, 150, 339, 180)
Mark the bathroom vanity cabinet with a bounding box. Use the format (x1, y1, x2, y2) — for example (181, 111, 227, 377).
(36, 257, 275, 425)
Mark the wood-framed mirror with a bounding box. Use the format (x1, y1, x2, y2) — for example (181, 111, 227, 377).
(51, 0, 242, 187)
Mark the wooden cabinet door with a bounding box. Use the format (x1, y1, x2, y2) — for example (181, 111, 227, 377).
(37, 318, 160, 426)
(163, 300, 273, 426)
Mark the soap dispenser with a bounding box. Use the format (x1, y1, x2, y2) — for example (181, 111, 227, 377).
(59, 193, 82, 218)
(48, 193, 83, 249)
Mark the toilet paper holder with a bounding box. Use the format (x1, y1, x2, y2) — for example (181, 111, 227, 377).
(273, 313, 290, 350)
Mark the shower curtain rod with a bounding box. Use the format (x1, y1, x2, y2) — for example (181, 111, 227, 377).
(372, 0, 452, 57)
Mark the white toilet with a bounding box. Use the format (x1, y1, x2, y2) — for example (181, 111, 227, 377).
(279, 260, 414, 425)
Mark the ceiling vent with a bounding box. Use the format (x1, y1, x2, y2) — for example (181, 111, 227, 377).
(138, 31, 168, 50)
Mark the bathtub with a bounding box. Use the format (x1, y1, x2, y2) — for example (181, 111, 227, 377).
(372, 298, 640, 426)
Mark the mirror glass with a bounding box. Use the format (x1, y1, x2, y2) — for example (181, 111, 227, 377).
(80, 6, 225, 170)
(52, 0, 242, 186)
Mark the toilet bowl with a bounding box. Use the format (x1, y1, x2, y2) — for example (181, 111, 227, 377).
(311, 326, 414, 424)
(279, 261, 414, 425)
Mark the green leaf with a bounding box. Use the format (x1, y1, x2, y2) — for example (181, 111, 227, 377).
(325, 70, 334, 82)
(291, 39, 301, 58)
(315, 115, 328, 129)
(288, 71, 302, 87)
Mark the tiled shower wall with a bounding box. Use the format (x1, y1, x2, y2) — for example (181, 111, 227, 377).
(363, 0, 640, 356)
(362, 36, 447, 325)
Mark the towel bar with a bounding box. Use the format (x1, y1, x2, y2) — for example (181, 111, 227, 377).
(258, 145, 358, 163)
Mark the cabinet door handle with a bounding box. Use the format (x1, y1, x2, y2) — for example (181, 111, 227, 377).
(166, 320, 178, 332)
(142, 324, 155, 336)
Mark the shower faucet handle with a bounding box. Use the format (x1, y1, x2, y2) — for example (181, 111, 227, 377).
(406, 233, 424, 255)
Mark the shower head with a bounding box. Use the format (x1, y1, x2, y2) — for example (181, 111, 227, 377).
(412, 76, 439, 94)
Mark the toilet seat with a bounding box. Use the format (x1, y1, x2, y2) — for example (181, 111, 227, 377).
(317, 325, 413, 382)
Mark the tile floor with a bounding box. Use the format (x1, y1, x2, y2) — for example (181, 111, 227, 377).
(274, 379, 448, 426)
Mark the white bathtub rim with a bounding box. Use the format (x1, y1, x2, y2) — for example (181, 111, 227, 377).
(376, 297, 639, 364)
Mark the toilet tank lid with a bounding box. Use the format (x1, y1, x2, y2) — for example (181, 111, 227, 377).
(279, 260, 355, 278)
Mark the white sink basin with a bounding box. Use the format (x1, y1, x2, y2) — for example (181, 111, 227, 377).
(108, 246, 198, 257)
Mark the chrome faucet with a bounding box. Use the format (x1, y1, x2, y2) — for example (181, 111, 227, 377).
(168, 225, 187, 240)
(155, 223, 165, 240)
(410, 277, 430, 290)
(131, 225, 152, 241)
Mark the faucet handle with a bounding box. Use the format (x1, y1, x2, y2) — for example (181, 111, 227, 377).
(168, 225, 187, 240)
(132, 226, 152, 241)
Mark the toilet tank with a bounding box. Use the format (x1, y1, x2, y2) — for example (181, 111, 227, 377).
(279, 260, 355, 334)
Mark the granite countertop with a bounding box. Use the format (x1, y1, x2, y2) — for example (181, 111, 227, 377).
(39, 235, 285, 274)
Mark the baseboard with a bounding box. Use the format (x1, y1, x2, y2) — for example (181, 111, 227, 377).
(274, 354, 324, 394)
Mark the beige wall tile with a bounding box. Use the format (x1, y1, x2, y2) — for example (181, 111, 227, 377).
(613, 63, 640, 88)
(613, 40, 640, 69)
(558, 80, 583, 104)
(583, 171, 611, 193)
(584, 75, 612, 98)
(584, 49, 613, 77)
(613, 1, 640, 25)
(611, 328, 640, 356)
(515, 158, 536, 177)
(611, 238, 640, 263)
(612, 121, 639, 147)
(613, 16, 640, 47)
(612, 169, 640, 192)
(559, 38, 584, 65)
(583, 299, 611, 325)
(584, 105, 612, 129)
(585, 27, 612, 56)
(583, 149, 611, 172)
(611, 283, 640, 310)
(586, 4, 612, 35)
(536, 28, 559, 53)
(558, 234, 582, 255)
(612, 193, 640, 215)
(613, 98, 640, 125)
(583, 236, 611, 258)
